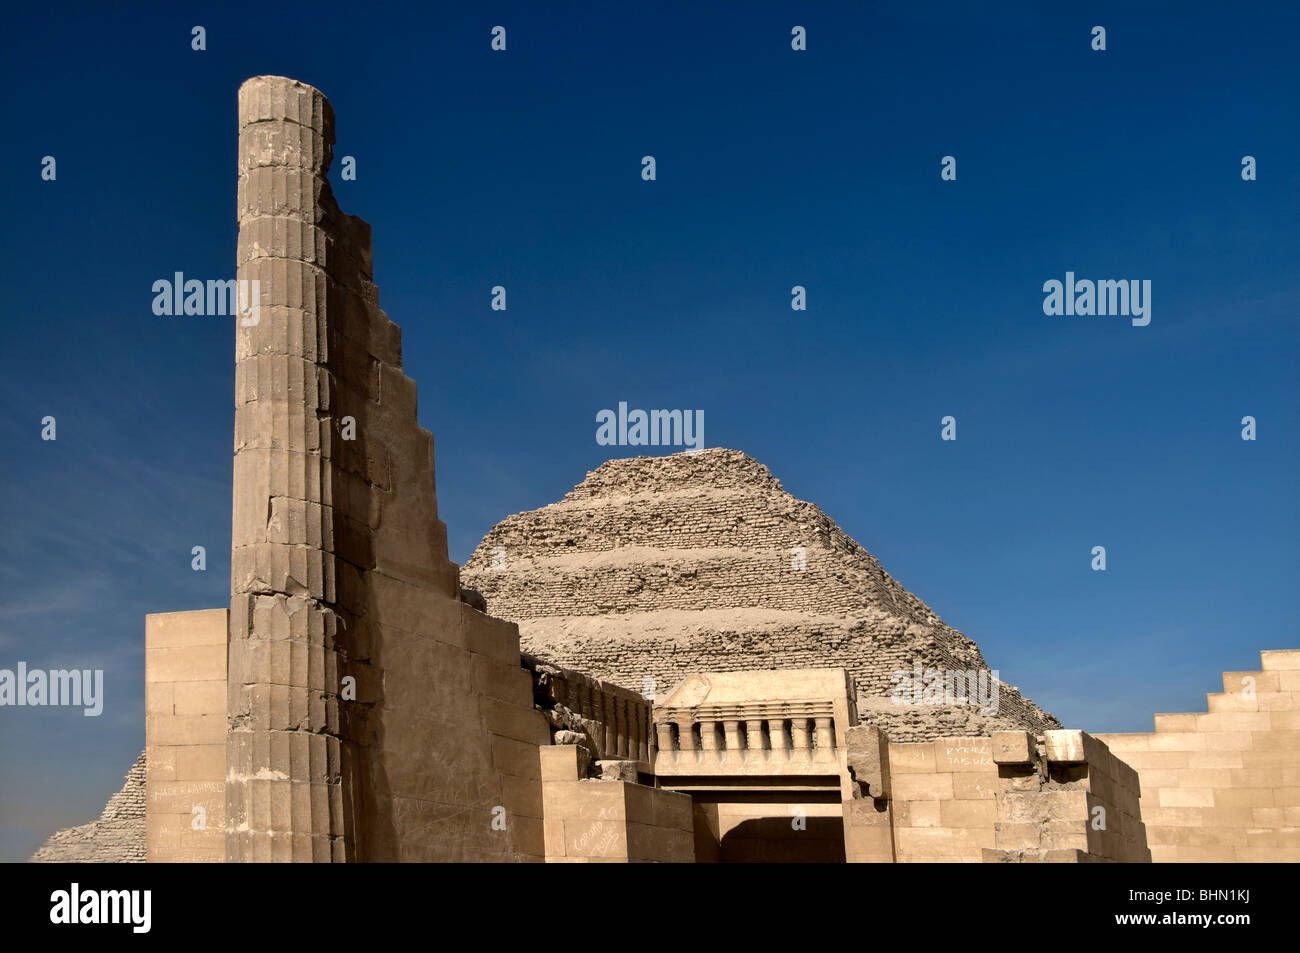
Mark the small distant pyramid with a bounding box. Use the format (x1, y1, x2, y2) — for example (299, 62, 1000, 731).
(462, 449, 1059, 741)
(29, 751, 146, 862)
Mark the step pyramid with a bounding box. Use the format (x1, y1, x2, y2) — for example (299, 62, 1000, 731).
(29, 751, 146, 862)
(462, 449, 1059, 741)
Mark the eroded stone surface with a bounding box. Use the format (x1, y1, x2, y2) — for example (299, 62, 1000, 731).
(30, 752, 146, 863)
(463, 449, 1061, 741)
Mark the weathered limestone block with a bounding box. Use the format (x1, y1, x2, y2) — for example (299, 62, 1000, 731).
(845, 725, 891, 798)
(986, 729, 1150, 863)
(992, 730, 1035, 765)
(842, 791, 896, 863)
(539, 747, 694, 863)
(596, 760, 640, 782)
(145, 610, 230, 862)
(1044, 729, 1090, 763)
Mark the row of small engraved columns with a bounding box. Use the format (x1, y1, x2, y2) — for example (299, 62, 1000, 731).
(654, 715, 836, 755)
(550, 676, 653, 763)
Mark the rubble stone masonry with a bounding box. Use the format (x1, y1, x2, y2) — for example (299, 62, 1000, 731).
(464, 449, 1060, 741)
(29, 752, 147, 863)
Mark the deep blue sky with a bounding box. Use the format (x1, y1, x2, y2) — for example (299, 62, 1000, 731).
(1, 1, 1296, 861)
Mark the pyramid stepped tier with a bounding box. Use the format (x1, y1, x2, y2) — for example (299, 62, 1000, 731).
(462, 449, 1060, 742)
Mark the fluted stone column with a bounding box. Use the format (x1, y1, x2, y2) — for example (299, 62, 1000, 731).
(614, 696, 628, 758)
(675, 716, 697, 752)
(228, 76, 348, 862)
(655, 720, 676, 754)
(723, 719, 742, 754)
(225, 74, 549, 864)
(814, 716, 835, 760)
(791, 717, 811, 751)
(636, 707, 649, 762)
(602, 692, 617, 758)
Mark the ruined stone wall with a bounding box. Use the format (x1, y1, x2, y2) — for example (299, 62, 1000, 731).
(525, 654, 653, 765)
(841, 727, 1151, 863)
(1095, 649, 1300, 862)
(464, 449, 1058, 741)
(228, 75, 547, 861)
(29, 752, 147, 863)
(985, 730, 1149, 863)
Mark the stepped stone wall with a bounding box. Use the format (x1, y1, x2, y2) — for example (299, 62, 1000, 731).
(463, 449, 1059, 742)
(29, 752, 147, 863)
(1096, 649, 1300, 862)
